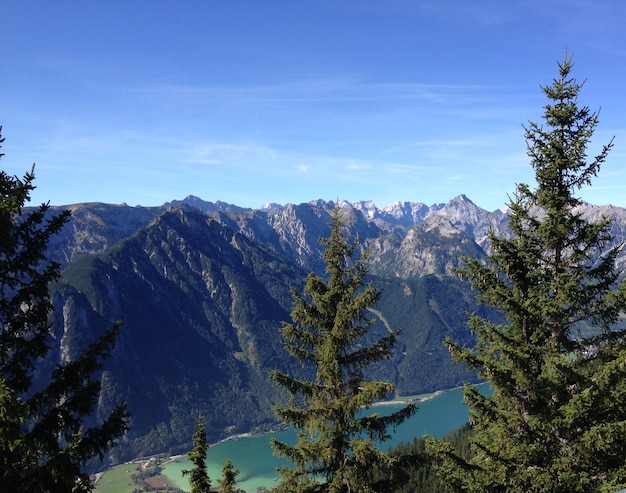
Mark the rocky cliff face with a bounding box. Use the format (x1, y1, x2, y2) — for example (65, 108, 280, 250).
(41, 194, 626, 463)
(367, 214, 488, 278)
(53, 207, 305, 460)
(45, 194, 626, 275)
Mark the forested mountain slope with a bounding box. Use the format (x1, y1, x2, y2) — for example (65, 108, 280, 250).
(41, 196, 626, 463)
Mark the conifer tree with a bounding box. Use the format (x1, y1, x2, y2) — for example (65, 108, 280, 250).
(218, 458, 240, 493)
(427, 55, 626, 492)
(0, 126, 129, 492)
(270, 209, 416, 493)
(183, 416, 212, 493)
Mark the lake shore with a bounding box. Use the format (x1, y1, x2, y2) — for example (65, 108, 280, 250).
(99, 384, 484, 492)
(161, 384, 486, 492)
(212, 387, 453, 445)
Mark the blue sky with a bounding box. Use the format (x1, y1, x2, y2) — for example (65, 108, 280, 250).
(2, 1, 626, 211)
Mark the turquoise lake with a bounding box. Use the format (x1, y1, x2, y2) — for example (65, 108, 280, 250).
(164, 386, 482, 492)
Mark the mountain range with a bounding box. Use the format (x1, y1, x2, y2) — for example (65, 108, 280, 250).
(40, 195, 626, 464)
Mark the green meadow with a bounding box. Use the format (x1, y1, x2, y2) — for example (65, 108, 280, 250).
(94, 463, 142, 493)
(94, 460, 181, 493)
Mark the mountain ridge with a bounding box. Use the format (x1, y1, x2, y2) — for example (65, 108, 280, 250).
(35, 194, 626, 464)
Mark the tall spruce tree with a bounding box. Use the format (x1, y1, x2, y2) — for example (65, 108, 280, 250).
(218, 458, 240, 493)
(182, 416, 212, 493)
(0, 126, 129, 492)
(270, 209, 416, 493)
(427, 55, 626, 492)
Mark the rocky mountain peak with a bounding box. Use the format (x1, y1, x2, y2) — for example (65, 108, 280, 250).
(422, 214, 463, 238)
(42, 193, 626, 463)
(165, 195, 251, 214)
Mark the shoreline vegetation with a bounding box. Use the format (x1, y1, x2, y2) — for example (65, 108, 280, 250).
(191, 388, 450, 450)
(94, 385, 470, 491)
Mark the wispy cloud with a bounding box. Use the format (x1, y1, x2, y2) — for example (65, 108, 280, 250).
(139, 78, 526, 109)
(345, 162, 371, 171)
(182, 143, 277, 166)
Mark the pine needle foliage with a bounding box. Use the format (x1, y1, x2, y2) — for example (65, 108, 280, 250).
(427, 55, 626, 492)
(270, 209, 416, 493)
(218, 458, 240, 493)
(0, 126, 129, 492)
(182, 416, 212, 493)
